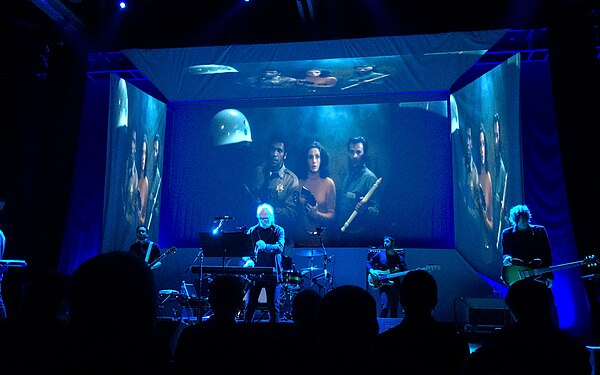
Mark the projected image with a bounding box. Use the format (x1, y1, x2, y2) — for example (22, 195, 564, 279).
(102, 75, 167, 253)
(161, 100, 454, 249)
(451, 54, 522, 281)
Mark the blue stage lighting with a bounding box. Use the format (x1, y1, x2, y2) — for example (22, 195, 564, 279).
(119, 2, 127, 9)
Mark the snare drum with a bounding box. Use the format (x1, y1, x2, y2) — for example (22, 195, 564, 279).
(282, 270, 301, 286)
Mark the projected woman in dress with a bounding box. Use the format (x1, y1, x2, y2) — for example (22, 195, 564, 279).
(297, 69, 338, 89)
(297, 141, 336, 245)
(476, 122, 494, 250)
(138, 134, 149, 225)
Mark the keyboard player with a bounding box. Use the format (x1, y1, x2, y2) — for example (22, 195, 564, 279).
(242, 203, 285, 323)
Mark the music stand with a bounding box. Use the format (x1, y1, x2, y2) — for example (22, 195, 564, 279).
(199, 231, 255, 268)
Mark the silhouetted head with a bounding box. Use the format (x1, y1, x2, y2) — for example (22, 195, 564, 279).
(208, 275, 246, 317)
(506, 278, 553, 326)
(400, 269, 438, 316)
(318, 285, 379, 349)
(69, 251, 157, 369)
(292, 288, 322, 331)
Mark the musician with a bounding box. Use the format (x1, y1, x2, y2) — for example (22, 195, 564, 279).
(501, 204, 557, 324)
(247, 131, 299, 268)
(366, 235, 407, 318)
(337, 136, 380, 237)
(0, 229, 7, 319)
(128, 225, 162, 270)
(243, 203, 285, 323)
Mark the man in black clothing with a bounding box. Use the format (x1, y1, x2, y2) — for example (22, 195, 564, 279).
(366, 235, 407, 318)
(501, 204, 553, 287)
(500, 204, 558, 325)
(243, 203, 285, 323)
(128, 225, 161, 270)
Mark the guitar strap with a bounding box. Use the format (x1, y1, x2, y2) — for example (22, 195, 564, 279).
(145, 241, 154, 263)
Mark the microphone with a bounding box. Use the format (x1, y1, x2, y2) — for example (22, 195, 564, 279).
(215, 215, 234, 220)
(312, 227, 325, 235)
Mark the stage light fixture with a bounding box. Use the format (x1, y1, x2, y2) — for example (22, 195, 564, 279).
(119, 1, 127, 10)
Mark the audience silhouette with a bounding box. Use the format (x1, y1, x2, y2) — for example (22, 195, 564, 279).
(465, 278, 591, 374)
(374, 269, 470, 374)
(0, 271, 71, 374)
(68, 251, 158, 374)
(279, 288, 323, 372)
(317, 284, 380, 372)
(174, 274, 249, 371)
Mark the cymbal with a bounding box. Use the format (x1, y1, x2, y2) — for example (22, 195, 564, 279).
(296, 249, 324, 257)
(300, 266, 323, 274)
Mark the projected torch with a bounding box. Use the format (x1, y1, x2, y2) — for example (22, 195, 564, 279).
(340, 177, 382, 232)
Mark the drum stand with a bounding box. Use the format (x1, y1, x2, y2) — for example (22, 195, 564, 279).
(279, 284, 297, 321)
(303, 229, 334, 296)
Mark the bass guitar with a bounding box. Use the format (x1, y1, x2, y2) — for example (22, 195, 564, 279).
(501, 255, 598, 286)
(368, 264, 441, 289)
(149, 247, 176, 270)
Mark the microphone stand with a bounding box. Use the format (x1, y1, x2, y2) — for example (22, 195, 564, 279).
(312, 229, 333, 293)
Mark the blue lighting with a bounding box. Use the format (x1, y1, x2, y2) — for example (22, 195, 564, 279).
(119, 2, 127, 9)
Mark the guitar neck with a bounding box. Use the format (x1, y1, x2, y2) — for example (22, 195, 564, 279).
(150, 247, 175, 267)
(534, 260, 585, 276)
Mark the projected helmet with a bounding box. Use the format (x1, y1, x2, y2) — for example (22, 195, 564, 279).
(211, 109, 252, 146)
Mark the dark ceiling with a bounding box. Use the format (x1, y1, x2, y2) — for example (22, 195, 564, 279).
(6, 0, 566, 52)
(2, 1, 598, 81)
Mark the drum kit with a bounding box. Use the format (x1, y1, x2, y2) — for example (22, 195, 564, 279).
(279, 248, 333, 320)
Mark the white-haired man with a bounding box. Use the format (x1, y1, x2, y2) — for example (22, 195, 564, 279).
(243, 203, 285, 323)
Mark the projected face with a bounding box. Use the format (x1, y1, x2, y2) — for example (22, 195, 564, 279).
(348, 142, 365, 168)
(493, 119, 501, 160)
(307, 147, 321, 173)
(479, 130, 486, 168)
(263, 70, 280, 78)
(355, 65, 373, 74)
(258, 209, 274, 229)
(306, 69, 322, 77)
(117, 78, 128, 128)
(131, 130, 137, 158)
(141, 137, 147, 172)
(153, 138, 159, 161)
(268, 142, 286, 171)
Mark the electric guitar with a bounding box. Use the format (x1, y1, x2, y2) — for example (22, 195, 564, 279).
(501, 255, 599, 286)
(368, 264, 441, 289)
(149, 247, 176, 270)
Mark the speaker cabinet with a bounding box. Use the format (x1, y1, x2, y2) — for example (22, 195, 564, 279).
(457, 298, 512, 327)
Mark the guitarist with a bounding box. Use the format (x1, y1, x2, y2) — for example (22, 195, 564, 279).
(366, 235, 407, 318)
(128, 225, 162, 270)
(501, 204, 558, 324)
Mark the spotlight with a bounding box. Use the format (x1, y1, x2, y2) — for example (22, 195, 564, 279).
(119, 1, 127, 10)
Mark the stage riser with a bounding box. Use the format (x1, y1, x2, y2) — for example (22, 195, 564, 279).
(154, 247, 495, 323)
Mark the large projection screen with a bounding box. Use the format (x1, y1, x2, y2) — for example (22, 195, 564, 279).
(159, 99, 454, 250)
(451, 54, 523, 282)
(102, 75, 167, 253)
